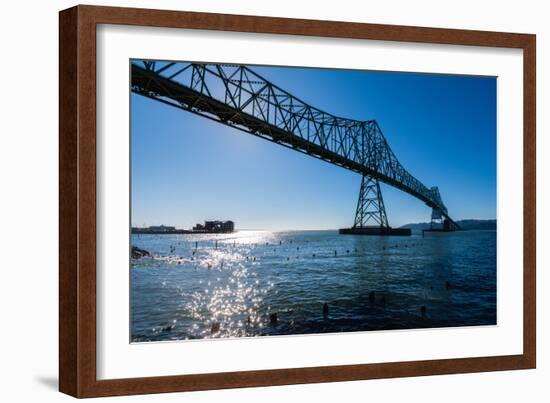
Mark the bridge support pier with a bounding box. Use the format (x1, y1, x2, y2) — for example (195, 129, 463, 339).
(339, 175, 411, 236)
(422, 208, 458, 234)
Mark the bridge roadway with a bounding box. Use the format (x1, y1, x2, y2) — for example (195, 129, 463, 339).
(131, 61, 458, 228)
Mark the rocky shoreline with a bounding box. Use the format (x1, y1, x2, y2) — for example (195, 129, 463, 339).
(131, 246, 151, 259)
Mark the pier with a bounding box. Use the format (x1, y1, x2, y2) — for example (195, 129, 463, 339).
(132, 220, 235, 235)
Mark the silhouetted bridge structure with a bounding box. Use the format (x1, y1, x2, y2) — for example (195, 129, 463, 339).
(131, 60, 459, 235)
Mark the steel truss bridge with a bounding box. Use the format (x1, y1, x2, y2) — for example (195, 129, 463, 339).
(131, 60, 459, 231)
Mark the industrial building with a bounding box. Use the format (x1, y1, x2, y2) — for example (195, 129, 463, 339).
(193, 220, 234, 233)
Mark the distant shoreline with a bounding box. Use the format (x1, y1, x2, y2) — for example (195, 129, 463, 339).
(401, 219, 496, 231)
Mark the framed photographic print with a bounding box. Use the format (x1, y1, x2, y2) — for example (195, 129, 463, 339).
(59, 5, 536, 397)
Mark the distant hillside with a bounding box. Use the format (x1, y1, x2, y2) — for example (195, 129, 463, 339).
(401, 219, 496, 231)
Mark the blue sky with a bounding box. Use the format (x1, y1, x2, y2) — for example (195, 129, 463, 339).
(131, 63, 496, 231)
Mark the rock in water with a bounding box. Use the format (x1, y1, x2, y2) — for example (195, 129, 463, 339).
(323, 302, 329, 317)
(131, 246, 151, 259)
(368, 291, 376, 303)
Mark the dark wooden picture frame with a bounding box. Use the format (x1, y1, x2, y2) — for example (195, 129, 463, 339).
(59, 4, 536, 398)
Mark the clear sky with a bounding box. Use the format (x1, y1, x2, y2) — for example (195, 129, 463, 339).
(131, 63, 496, 231)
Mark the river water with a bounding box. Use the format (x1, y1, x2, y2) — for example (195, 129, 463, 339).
(130, 230, 496, 342)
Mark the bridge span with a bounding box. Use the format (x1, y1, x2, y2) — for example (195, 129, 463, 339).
(131, 60, 459, 233)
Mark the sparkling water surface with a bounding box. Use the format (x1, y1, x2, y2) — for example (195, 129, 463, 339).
(131, 230, 496, 342)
